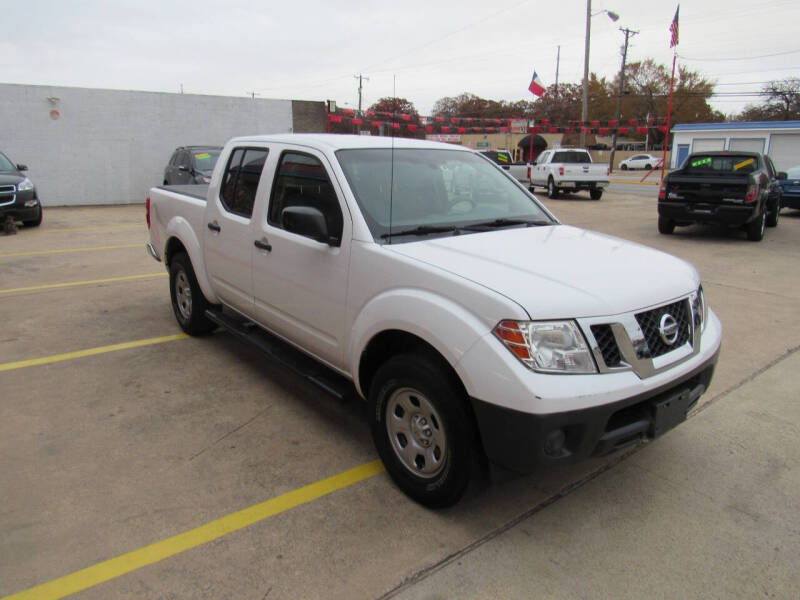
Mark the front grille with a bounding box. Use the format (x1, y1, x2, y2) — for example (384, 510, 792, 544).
(591, 324, 622, 367)
(0, 184, 15, 205)
(635, 299, 692, 359)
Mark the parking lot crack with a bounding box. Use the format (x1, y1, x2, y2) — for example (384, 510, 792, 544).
(189, 407, 271, 461)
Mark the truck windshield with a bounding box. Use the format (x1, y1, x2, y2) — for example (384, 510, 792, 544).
(551, 151, 592, 163)
(336, 148, 552, 241)
(683, 154, 760, 174)
(0, 153, 15, 171)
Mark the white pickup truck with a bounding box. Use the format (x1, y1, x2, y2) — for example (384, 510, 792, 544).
(146, 134, 721, 507)
(530, 148, 609, 200)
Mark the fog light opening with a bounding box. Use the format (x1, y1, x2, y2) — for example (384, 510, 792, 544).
(544, 429, 567, 457)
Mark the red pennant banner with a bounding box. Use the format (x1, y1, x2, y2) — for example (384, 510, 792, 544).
(441, 126, 451, 133)
(617, 126, 629, 135)
(451, 118, 460, 124)
(407, 124, 418, 132)
(636, 126, 648, 134)
(351, 118, 363, 126)
(371, 120, 381, 127)
(598, 127, 610, 135)
(390, 123, 400, 130)
(608, 119, 619, 127)
(658, 125, 668, 133)
(457, 127, 466, 134)
(342, 108, 355, 117)
(549, 126, 559, 133)
(366, 110, 375, 117)
(329, 115, 343, 123)
(425, 125, 434, 133)
(435, 116, 445, 123)
(500, 127, 509, 133)
(628, 118, 639, 126)
(400, 113, 411, 121)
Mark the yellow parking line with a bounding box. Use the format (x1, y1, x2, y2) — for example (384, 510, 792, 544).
(2, 460, 385, 600)
(609, 179, 660, 186)
(0, 273, 166, 295)
(0, 334, 188, 372)
(0, 244, 141, 259)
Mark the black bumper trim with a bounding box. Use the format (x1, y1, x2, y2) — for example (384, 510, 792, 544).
(470, 348, 719, 473)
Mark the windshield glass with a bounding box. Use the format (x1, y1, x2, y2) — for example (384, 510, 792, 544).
(0, 152, 16, 172)
(336, 148, 552, 241)
(192, 150, 221, 174)
(785, 166, 800, 179)
(552, 151, 591, 163)
(683, 154, 760, 174)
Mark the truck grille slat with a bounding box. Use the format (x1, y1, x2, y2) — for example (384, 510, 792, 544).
(635, 299, 692, 359)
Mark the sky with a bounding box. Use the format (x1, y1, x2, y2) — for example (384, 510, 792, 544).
(2, 0, 798, 118)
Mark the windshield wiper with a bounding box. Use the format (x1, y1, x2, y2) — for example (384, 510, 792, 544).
(380, 225, 461, 239)
(462, 218, 551, 230)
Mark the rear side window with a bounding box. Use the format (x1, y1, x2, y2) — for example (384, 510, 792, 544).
(268, 152, 343, 241)
(219, 148, 268, 218)
(684, 154, 759, 174)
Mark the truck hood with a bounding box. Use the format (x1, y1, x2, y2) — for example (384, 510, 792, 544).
(388, 225, 699, 319)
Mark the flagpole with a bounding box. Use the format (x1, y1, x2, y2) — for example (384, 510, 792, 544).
(660, 51, 677, 182)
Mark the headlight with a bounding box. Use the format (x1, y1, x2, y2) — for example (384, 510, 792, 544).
(493, 320, 597, 374)
(17, 178, 34, 192)
(692, 285, 707, 331)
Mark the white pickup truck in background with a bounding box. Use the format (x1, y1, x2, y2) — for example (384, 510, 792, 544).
(147, 134, 721, 507)
(529, 148, 610, 200)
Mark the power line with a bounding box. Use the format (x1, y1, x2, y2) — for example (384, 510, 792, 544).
(679, 48, 800, 62)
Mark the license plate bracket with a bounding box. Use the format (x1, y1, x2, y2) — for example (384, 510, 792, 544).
(651, 388, 693, 437)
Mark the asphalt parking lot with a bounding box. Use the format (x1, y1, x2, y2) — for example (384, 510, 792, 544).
(1, 190, 799, 599)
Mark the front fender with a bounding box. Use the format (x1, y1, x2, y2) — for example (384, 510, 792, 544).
(347, 288, 507, 398)
(164, 217, 219, 304)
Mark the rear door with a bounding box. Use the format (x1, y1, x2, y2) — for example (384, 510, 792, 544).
(203, 145, 270, 316)
(252, 146, 352, 368)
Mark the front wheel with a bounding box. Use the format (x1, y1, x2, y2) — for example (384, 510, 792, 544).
(621, 164, 628, 170)
(645, 164, 653, 170)
(368, 354, 475, 508)
(589, 189, 603, 200)
(746, 211, 766, 241)
(169, 252, 216, 335)
(23, 205, 43, 227)
(547, 178, 559, 198)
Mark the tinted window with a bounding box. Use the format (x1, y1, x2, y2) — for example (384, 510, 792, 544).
(683, 154, 760, 175)
(219, 148, 268, 218)
(552, 151, 591, 163)
(269, 152, 343, 241)
(192, 150, 221, 174)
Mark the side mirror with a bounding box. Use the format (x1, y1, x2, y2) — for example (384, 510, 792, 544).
(178, 165, 189, 172)
(16, 164, 28, 171)
(777, 171, 788, 180)
(281, 205, 337, 246)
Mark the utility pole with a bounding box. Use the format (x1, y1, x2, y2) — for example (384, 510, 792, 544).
(580, 0, 591, 148)
(608, 27, 638, 173)
(354, 74, 369, 114)
(555, 45, 561, 88)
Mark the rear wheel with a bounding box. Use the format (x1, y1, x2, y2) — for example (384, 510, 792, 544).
(658, 216, 675, 234)
(547, 178, 559, 198)
(589, 189, 603, 200)
(746, 211, 766, 241)
(645, 163, 653, 170)
(169, 252, 216, 335)
(368, 353, 475, 508)
(621, 164, 628, 170)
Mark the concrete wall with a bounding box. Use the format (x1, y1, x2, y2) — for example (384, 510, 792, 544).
(0, 83, 298, 206)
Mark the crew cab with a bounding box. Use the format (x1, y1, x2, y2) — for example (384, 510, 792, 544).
(147, 134, 721, 507)
(529, 148, 609, 200)
(658, 151, 784, 241)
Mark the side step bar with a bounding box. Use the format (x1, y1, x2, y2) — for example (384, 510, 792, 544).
(204, 309, 356, 401)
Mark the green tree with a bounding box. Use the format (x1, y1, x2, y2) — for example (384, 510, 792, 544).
(736, 78, 800, 121)
(431, 93, 534, 118)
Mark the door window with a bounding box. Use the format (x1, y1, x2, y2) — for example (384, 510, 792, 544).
(268, 152, 343, 242)
(219, 148, 268, 218)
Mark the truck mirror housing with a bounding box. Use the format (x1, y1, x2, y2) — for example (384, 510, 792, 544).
(777, 171, 787, 180)
(281, 205, 335, 245)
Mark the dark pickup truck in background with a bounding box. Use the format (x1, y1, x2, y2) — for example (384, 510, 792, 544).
(658, 151, 784, 241)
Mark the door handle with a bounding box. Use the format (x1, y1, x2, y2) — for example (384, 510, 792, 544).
(254, 238, 272, 252)
(207, 221, 221, 232)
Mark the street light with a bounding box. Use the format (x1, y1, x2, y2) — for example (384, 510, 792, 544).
(580, 2, 619, 147)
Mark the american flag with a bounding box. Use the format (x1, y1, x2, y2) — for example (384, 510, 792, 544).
(670, 5, 680, 48)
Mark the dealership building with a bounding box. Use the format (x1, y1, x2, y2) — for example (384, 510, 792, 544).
(670, 121, 800, 171)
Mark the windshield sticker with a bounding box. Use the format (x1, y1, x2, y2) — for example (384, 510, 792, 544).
(733, 158, 755, 170)
(195, 153, 211, 159)
(691, 157, 712, 167)
(497, 152, 510, 163)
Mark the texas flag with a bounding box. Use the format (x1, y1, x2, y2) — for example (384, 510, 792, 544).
(528, 71, 546, 97)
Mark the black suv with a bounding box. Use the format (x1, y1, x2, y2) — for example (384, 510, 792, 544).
(163, 146, 222, 185)
(0, 151, 42, 227)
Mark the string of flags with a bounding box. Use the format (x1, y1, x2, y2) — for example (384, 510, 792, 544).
(328, 109, 672, 135)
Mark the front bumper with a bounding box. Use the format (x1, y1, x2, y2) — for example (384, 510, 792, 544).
(659, 200, 757, 226)
(780, 191, 800, 210)
(0, 188, 39, 221)
(470, 351, 717, 472)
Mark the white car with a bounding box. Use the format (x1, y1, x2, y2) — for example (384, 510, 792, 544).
(619, 154, 662, 170)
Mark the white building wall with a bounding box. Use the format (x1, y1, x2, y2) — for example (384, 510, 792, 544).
(0, 83, 293, 206)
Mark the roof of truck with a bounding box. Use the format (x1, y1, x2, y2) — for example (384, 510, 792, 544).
(226, 133, 472, 152)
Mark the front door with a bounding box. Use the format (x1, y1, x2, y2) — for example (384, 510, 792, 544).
(203, 146, 269, 316)
(252, 147, 351, 369)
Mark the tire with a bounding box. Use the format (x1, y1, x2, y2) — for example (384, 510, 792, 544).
(645, 164, 652, 170)
(169, 252, 216, 335)
(658, 216, 675, 235)
(766, 201, 780, 228)
(746, 211, 766, 241)
(368, 353, 475, 508)
(23, 205, 43, 227)
(547, 177, 559, 198)
(589, 189, 603, 200)
(621, 164, 628, 170)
